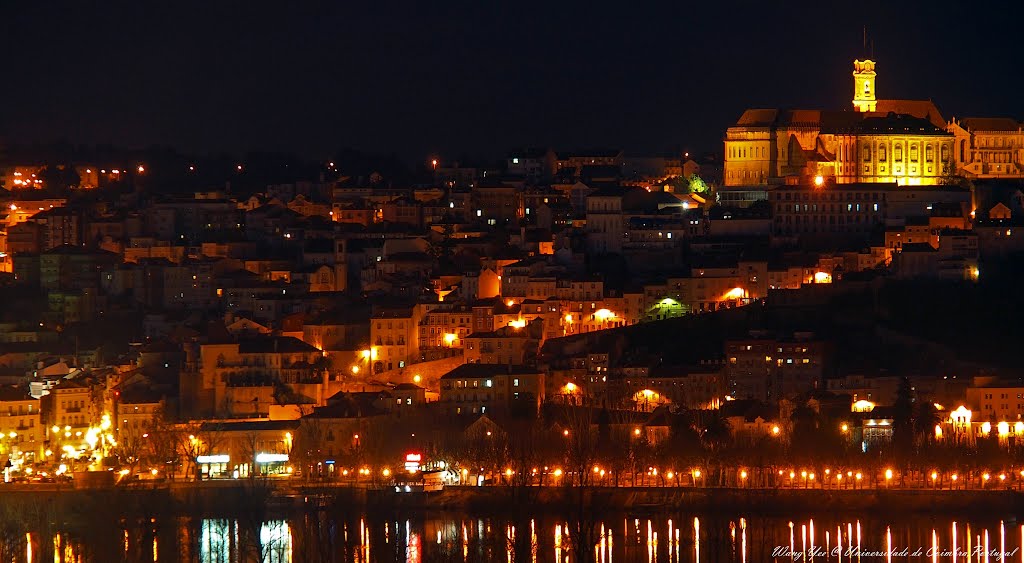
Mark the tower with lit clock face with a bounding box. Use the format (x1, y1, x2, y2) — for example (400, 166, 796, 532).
(852, 59, 877, 112)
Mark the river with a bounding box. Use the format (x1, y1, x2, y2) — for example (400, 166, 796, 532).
(9, 509, 1024, 562)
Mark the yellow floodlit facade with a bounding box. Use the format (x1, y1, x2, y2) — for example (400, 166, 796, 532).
(851, 59, 877, 112)
(724, 58, 956, 187)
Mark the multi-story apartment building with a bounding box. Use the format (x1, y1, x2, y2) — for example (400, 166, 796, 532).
(183, 336, 325, 418)
(369, 308, 419, 372)
(439, 364, 545, 416)
(0, 386, 43, 460)
(464, 325, 533, 365)
(725, 334, 825, 401)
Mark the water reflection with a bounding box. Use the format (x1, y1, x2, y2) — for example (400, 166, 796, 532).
(4, 512, 1024, 561)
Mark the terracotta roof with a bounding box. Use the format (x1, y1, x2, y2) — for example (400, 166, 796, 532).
(960, 117, 1022, 132)
(735, 109, 779, 127)
(872, 100, 946, 128)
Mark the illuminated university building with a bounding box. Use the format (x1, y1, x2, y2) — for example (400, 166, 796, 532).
(724, 58, 1023, 187)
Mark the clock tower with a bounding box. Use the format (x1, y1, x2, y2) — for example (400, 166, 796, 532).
(852, 59, 877, 112)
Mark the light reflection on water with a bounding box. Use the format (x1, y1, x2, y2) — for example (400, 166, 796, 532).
(7, 513, 1024, 562)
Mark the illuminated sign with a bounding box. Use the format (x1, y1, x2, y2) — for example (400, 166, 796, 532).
(255, 453, 289, 463)
(405, 453, 422, 472)
(196, 455, 229, 464)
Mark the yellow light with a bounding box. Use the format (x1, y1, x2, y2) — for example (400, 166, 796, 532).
(813, 271, 832, 283)
(593, 466, 600, 473)
(508, 319, 526, 329)
(983, 473, 990, 481)
(855, 472, 862, 480)
(836, 473, 842, 481)
(801, 471, 807, 478)
(982, 422, 992, 435)
(594, 308, 615, 321)
(851, 400, 875, 413)
(1000, 473, 1006, 481)
(771, 425, 781, 435)
(813, 174, 824, 187)
(931, 471, 938, 480)
(634, 427, 641, 436)
(564, 382, 577, 393)
(667, 471, 674, 479)
(506, 299, 515, 307)
(934, 425, 943, 439)
(413, 374, 421, 383)
(693, 469, 702, 479)
(951, 473, 958, 481)
(151, 469, 158, 476)
(789, 472, 795, 479)
(950, 405, 972, 424)
(382, 468, 391, 477)
(564, 314, 573, 323)
(444, 333, 457, 344)
(351, 365, 360, 374)
(361, 349, 371, 359)
(51, 425, 60, 434)
(740, 470, 748, 479)
(505, 468, 513, 477)
(884, 469, 893, 480)
(840, 423, 849, 433)
(553, 468, 563, 477)
(286, 466, 294, 474)
(724, 287, 745, 299)
(562, 429, 570, 437)
(998, 421, 1010, 437)
(137, 165, 145, 173)
(1017, 421, 1024, 434)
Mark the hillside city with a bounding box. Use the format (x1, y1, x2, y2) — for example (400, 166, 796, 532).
(2, 58, 1024, 489)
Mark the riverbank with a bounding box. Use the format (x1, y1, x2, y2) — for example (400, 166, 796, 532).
(1, 484, 1020, 517)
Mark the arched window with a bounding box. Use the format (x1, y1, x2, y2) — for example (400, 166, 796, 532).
(895, 144, 903, 162)
(878, 144, 887, 161)
(863, 145, 871, 162)
(959, 139, 966, 162)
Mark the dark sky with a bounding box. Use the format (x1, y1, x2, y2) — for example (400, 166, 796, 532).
(3, 0, 1022, 163)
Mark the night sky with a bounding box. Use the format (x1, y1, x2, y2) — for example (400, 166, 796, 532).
(4, 0, 1022, 162)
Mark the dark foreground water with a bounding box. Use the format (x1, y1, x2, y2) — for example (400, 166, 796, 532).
(8, 510, 1024, 562)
